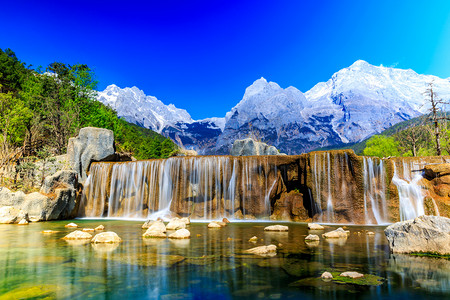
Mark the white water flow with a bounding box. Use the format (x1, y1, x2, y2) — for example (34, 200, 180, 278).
(362, 157, 388, 224)
(80, 156, 278, 220)
(391, 160, 441, 221)
(312, 153, 335, 223)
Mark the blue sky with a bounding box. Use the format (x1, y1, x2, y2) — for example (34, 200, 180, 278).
(1, 0, 450, 119)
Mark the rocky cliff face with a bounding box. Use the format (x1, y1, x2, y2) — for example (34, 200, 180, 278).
(79, 151, 450, 224)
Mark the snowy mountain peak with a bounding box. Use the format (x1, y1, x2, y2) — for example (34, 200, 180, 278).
(97, 84, 193, 133)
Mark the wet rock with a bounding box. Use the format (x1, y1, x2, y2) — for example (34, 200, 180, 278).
(142, 220, 154, 229)
(208, 221, 224, 228)
(322, 227, 349, 239)
(91, 231, 122, 243)
(62, 230, 92, 240)
(82, 228, 95, 232)
(249, 236, 258, 243)
(245, 245, 277, 256)
(264, 225, 289, 232)
(67, 127, 115, 182)
(180, 217, 190, 225)
(168, 228, 191, 239)
(305, 234, 319, 241)
(143, 221, 167, 238)
(95, 225, 105, 231)
(308, 223, 324, 230)
(222, 218, 230, 223)
(42, 230, 58, 234)
(18, 219, 29, 225)
(65, 222, 78, 228)
(321, 271, 333, 280)
(340, 271, 364, 279)
(0, 206, 24, 224)
(166, 219, 186, 230)
(384, 215, 450, 255)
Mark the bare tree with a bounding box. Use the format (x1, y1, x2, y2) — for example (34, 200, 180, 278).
(424, 82, 449, 156)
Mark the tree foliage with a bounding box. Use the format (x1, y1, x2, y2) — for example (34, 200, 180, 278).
(363, 135, 400, 158)
(0, 48, 176, 160)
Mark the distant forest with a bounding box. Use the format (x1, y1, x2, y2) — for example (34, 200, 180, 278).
(0, 48, 177, 163)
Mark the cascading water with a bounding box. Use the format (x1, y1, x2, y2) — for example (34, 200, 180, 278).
(362, 157, 388, 224)
(80, 156, 278, 220)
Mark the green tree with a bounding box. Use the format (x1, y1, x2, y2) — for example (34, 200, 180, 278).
(363, 135, 400, 158)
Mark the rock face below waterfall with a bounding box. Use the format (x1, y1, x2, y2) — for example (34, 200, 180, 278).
(67, 127, 116, 182)
(0, 170, 79, 222)
(230, 138, 282, 156)
(384, 215, 450, 255)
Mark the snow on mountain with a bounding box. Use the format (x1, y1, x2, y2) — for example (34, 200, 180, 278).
(97, 84, 193, 133)
(98, 61, 450, 154)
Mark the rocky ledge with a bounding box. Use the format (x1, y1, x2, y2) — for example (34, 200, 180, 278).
(384, 215, 450, 256)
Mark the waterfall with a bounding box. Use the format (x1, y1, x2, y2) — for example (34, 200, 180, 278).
(392, 161, 426, 221)
(80, 156, 278, 221)
(362, 157, 388, 224)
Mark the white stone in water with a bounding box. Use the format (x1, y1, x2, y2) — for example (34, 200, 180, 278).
(82, 228, 95, 232)
(264, 225, 288, 232)
(141, 220, 154, 229)
(143, 221, 167, 238)
(95, 225, 105, 231)
(340, 271, 364, 279)
(166, 219, 186, 230)
(65, 223, 78, 228)
(321, 271, 333, 280)
(322, 227, 349, 239)
(91, 232, 122, 243)
(18, 219, 29, 225)
(168, 228, 190, 239)
(180, 217, 190, 225)
(308, 223, 324, 230)
(305, 234, 320, 241)
(249, 236, 258, 242)
(245, 245, 277, 256)
(208, 221, 222, 228)
(63, 230, 92, 240)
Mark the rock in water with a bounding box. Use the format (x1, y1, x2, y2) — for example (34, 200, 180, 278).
(95, 225, 105, 231)
(308, 223, 324, 230)
(168, 229, 190, 239)
(340, 271, 364, 279)
(82, 228, 95, 232)
(142, 220, 154, 229)
(18, 219, 29, 225)
(0, 206, 25, 224)
(322, 227, 350, 239)
(249, 236, 258, 243)
(63, 230, 93, 240)
(384, 215, 450, 255)
(321, 272, 333, 280)
(180, 217, 190, 225)
(305, 234, 319, 241)
(65, 223, 78, 228)
(208, 222, 222, 228)
(91, 232, 122, 243)
(245, 245, 277, 256)
(222, 218, 231, 223)
(143, 221, 167, 238)
(264, 225, 289, 232)
(230, 138, 281, 156)
(166, 219, 186, 230)
(67, 127, 115, 182)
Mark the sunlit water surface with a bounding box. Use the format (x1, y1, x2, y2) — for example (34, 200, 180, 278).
(0, 220, 448, 299)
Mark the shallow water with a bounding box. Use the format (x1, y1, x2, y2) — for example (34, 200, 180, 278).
(0, 220, 448, 299)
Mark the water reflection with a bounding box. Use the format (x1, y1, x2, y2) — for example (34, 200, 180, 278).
(0, 221, 448, 299)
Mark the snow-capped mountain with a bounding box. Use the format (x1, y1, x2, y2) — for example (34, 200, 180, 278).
(97, 84, 193, 133)
(97, 60, 450, 154)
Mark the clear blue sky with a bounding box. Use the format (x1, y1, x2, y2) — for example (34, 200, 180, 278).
(1, 0, 450, 119)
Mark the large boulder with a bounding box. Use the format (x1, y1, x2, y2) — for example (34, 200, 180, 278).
(67, 127, 115, 182)
(0, 169, 79, 222)
(384, 215, 450, 255)
(230, 138, 282, 156)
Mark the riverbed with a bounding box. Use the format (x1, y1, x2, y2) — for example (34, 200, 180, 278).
(0, 220, 448, 299)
